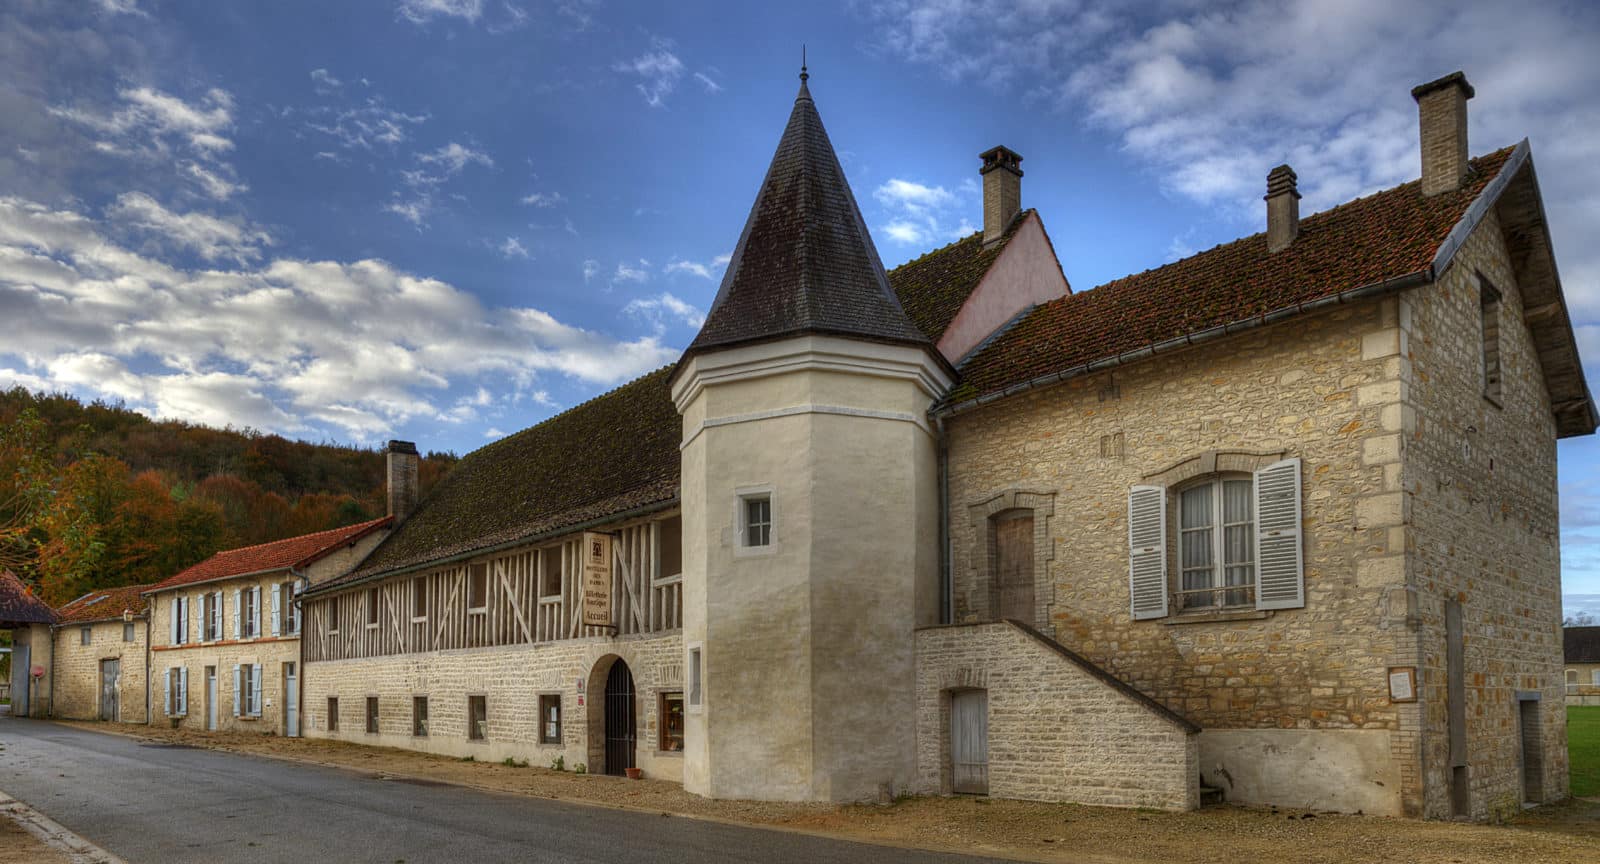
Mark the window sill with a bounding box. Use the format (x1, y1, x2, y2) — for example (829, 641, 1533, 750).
(1162, 609, 1271, 625)
(365, 623, 378, 630)
(467, 608, 488, 615)
(1483, 393, 1503, 409)
(537, 740, 563, 748)
(655, 749, 685, 758)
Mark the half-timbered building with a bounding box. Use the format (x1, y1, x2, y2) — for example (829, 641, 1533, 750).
(298, 69, 1592, 820)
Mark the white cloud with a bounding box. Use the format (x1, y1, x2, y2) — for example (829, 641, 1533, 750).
(385, 197, 432, 227)
(418, 141, 494, 175)
(51, 86, 243, 199)
(484, 427, 505, 438)
(693, 71, 723, 94)
(615, 39, 685, 107)
(613, 260, 649, 284)
(106, 193, 273, 264)
(664, 253, 730, 280)
(623, 292, 706, 330)
(397, 0, 483, 24)
(305, 98, 429, 150)
(96, 0, 147, 15)
(872, 178, 976, 248)
(582, 259, 599, 282)
(0, 194, 678, 440)
(498, 236, 530, 259)
(520, 191, 565, 208)
(310, 68, 343, 94)
(385, 142, 494, 227)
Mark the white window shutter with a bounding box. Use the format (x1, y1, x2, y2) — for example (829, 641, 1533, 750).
(232, 589, 242, 639)
(251, 664, 262, 716)
(1254, 458, 1305, 610)
(1128, 485, 1169, 620)
(215, 592, 224, 639)
(232, 665, 242, 717)
(253, 587, 262, 638)
(271, 584, 281, 637)
(170, 598, 179, 644)
(179, 667, 189, 716)
(164, 668, 173, 716)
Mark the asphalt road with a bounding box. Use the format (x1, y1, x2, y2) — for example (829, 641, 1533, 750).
(0, 718, 1003, 864)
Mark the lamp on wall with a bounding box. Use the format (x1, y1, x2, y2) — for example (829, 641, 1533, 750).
(123, 609, 134, 622)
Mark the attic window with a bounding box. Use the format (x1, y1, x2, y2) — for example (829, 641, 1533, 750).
(1480, 276, 1503, 405)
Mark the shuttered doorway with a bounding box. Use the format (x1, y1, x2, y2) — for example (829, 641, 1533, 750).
(950, 689, 989, 794)
(99, 658, 119, 721)
(604, 660, 636, 776)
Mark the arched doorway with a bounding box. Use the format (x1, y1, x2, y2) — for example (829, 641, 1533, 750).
(603, 659, 636, 776)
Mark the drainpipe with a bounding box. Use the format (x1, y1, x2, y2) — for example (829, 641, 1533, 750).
(935, 414, 953, 625)
(292, 565, 307, 738)
(47, 624, 57, 719)
(144, 613, 151, 725)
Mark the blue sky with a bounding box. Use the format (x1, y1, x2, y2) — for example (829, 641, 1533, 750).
(4, 0, 1600, 615)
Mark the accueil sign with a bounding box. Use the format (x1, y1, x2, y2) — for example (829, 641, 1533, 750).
(581, 531, 613, 628)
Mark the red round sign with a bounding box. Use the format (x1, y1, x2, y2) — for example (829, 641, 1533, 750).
(31, 665, 45, 678)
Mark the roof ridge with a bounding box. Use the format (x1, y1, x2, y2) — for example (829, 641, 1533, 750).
(479, 365, 674, 453)
(205, 515, 391, 557)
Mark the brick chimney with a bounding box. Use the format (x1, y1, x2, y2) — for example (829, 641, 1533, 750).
(386, 440, 419, 521)
(1265, 164, 1300, 253)
(980, 145, 1023, 247)
(1412, 71, 1474, 197)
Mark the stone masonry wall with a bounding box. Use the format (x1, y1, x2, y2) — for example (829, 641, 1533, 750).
(915, 622, 1197, 810)
(303, 632, 684, 781)
(1402, 208, 1568, 819)
(945, 296, 1417, 813)
(52, 618, 148, 722)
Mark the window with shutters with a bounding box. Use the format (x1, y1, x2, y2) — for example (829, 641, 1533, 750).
(366, 587, 380, 628)
(172, 597, 190, 645)
(539, 694, 562, 744)
(203, 592, 220, 641)
(1127, 457, 1303, 620)
(468, 563, 488, 611)
(240, 664, 261, 716)
(366, 696, 380, 734)
(413, 696, 429, 737)
(1175, 476, 1255, 611)
(241, 588, 258, 639)
(412, 576, 427, 621)
(280, 582, 299, 635)
(468, 695, 487, 740)
(327, 697, 339, 731)
(1480, 276, 1503, 405)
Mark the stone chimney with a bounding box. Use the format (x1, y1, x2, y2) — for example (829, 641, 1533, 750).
(386, 440, 419, 521)
(1412, 71, 1474, 197)
(980, 145, 1023, 247)
(1265, 164, 1300, 253)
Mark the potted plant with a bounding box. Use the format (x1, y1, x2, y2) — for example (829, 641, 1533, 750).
(625, 767, 642, 780)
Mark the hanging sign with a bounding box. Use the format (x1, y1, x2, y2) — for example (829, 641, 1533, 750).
(581, 531, 613, 628)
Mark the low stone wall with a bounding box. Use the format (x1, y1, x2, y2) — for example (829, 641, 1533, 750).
(303, 632, 684, 781)
(1567, 687, 1600, 708)
(915, 622, 1199, 811)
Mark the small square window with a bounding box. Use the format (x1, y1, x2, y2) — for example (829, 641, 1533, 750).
(366, 696, 379, 734)
(659, 691, 684, 752)
(123, 621, 136, 642)
(80, 626, 92, 646)
(413, 696, 429, 737)
(741, 494, 772, 548)
(366, 587, 380, 627)
(412, 576, 427, 620)
(468, 563, 489, 610)
(327, 697, 339, 731)
(539, 694, 562, 744)
(468, 695, 487, 740)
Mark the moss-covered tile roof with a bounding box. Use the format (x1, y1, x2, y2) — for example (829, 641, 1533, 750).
(0, 569, 56, 626)
(323, 366, 682, 587)
(887, 211, 1029, 342)
(57, 583, 154, 624)
(947, 147, 1517, 405)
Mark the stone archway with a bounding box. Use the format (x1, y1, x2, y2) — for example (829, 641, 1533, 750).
(585, 654, 638, 775)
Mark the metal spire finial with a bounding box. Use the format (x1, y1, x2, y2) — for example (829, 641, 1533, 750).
(800, 45, 808, 82)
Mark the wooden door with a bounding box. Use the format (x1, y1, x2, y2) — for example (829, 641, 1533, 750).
(994, 512, 1035, 621)
(99, 658, 119, 721)
(284, 662, 299, 737)
(206, 667, 218, 730)
(604, 660, 636, 776)
(13, 645, 28, 716)
(950, 690, 989, 794)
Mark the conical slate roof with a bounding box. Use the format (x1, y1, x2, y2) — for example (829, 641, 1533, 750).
(686, 73, 928, 355)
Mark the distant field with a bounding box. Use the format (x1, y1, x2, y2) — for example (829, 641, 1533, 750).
(1572, 706, 1600, 798)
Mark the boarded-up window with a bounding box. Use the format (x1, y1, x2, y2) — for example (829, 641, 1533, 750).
(539, 694, 561, 744)
(992, 511, 1034, 622)
(366, 696, 379, 734)
(468, 695, 487, 740)
(412, 576, 427, 619)
(468, 563, 489, 610)
(413, 696, 428, 737)
(366, 587, 380, 626)
(539, 547, 561, 597)
(327, 697, 339, 731)
(660, 516, 683, 577)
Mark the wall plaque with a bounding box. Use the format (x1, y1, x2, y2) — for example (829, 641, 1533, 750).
(1387, 666, 1417, 703)
(581, 531, 613, 628)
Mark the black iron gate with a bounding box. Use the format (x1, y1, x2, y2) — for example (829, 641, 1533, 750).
(604, 660, 636, 776)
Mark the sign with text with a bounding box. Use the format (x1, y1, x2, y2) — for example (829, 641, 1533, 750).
(581, 531, 613, 628)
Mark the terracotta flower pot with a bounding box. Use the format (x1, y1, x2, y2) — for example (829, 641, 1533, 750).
(625, 767, 643, 780)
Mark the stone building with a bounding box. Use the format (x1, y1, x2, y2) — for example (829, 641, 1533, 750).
(51, 583, 153, 723)
(294, 69, 1587, 819)
(143, 516, 391, 735)
(1, 569, 56, 717)
(1566, 627, 1600, 706)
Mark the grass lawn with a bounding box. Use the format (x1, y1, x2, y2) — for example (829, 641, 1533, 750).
(1571, 706, 1600, 798)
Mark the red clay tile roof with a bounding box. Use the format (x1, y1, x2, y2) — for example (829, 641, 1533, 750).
(57, 583, 153, 623)
(888, 211, 1030, 343)
(0, 570, 56, 626)
(148, 517, 391, 593)
(946, 147, 1517, 405)
(1568, 626, 1600, 665)
(316, 367, 682, 590)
